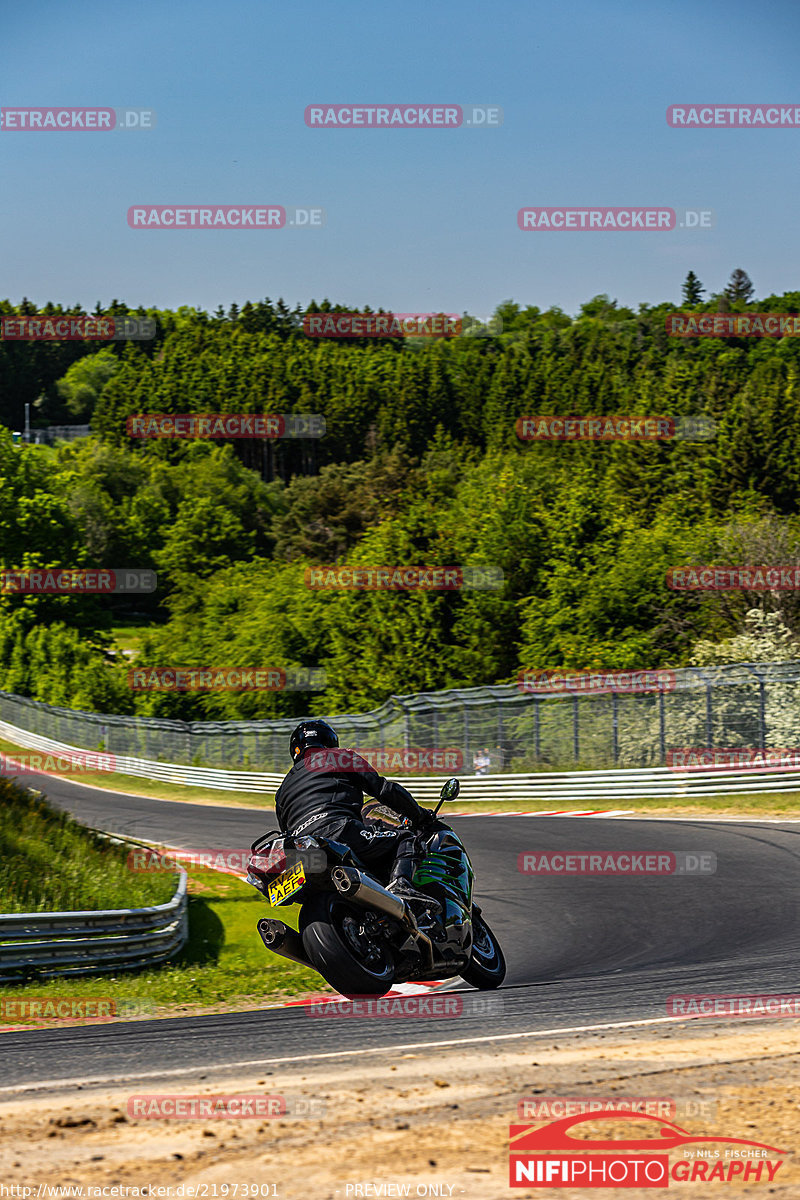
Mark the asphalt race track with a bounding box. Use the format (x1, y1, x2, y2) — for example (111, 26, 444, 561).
(3, 773, 800, 1092)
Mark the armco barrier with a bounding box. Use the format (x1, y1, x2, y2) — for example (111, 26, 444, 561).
(2, 717, 800, 802)
(0, 869, 188, 980)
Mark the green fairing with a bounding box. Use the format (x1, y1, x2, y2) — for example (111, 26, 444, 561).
(413, 832, 474, 908)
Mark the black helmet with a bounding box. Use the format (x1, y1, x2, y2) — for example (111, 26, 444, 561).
(289, 719, 339, 763)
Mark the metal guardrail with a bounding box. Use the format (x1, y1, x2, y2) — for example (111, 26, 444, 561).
(0, 869, 188, 980)
(401, 767, 800, 803)
(2, 717, 800, 802)
(0, 719, 277, 792)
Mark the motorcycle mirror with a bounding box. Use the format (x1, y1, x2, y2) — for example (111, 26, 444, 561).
(430, 776, 460, 819)
(440, 777, 460, 802)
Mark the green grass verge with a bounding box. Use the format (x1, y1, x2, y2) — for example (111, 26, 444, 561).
(0, 866, 328, 1024)
(0, 779, 326, 1021)
(0, 780, 176, 912)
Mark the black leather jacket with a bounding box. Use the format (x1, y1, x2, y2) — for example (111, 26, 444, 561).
(274, 747, 427, 835)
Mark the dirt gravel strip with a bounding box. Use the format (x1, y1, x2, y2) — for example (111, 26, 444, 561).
(0, 1021, 797, 1199)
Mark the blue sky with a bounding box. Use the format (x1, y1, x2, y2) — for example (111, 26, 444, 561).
(2, 0, 798, 317)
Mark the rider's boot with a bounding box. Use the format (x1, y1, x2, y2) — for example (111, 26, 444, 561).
(386, 843, 442, 913)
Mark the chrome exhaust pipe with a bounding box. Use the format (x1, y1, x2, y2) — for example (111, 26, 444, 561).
(331, 866, 408, 922)
(257, 918, 312, 968)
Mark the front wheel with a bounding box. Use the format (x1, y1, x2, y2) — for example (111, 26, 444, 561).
(460, 909, 506, 989)
(300, 893, 396, 998)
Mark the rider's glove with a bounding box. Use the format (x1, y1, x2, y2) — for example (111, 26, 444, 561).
(416, 807, 438, 831)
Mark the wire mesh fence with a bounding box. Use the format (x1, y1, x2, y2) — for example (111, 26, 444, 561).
(2, 662, 800, 774)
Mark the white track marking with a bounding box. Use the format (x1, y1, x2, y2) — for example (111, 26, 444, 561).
(0, 1015, 710, 1097)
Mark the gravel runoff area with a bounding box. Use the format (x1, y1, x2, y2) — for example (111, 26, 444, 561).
(1, 1020, 798, 1198)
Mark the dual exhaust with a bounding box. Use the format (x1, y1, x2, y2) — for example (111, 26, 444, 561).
(330, 866, 408, 922)
(257, 918, 311, 968)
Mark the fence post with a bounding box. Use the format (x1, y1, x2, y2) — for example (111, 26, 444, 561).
(612, 693, 619, 765)
(497, 706, 505, 771)
(659, 691, 666, 762)
(705, 684, 713, 747)
(534, 697, 540, 760)
(463, 706, 470, 770)
(572, 696, 579, 763)
(741, 665, 768, 751)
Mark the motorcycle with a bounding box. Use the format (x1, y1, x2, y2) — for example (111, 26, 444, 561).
(246, 777, 506, 998)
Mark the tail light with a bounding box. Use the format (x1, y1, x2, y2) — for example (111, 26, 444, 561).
(248, 839, 287, 878)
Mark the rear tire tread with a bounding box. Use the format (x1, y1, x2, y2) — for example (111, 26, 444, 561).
(300, 893, 396, 998)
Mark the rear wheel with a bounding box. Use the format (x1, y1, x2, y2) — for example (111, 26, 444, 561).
(300, 893, 396, 998)
(460, 910, 506, 989)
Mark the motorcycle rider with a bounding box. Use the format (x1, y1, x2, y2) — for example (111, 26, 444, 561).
(275, 719, 439, 908)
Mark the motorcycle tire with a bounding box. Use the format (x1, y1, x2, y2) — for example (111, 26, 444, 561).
(300, 892, 396, 998)
(460, 909, 506, 989)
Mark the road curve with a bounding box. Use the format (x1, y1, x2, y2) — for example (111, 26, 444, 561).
(2, 773, 799, 1090)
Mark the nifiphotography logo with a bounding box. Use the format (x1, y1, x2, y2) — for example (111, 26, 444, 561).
(509, 1111, 786, 1187)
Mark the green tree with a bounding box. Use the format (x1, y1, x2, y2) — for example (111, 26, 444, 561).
(681, 271, 704, 305)
(725, 268, 755, 303)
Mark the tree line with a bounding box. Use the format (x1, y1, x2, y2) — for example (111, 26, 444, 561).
(1, 272, 800, 718)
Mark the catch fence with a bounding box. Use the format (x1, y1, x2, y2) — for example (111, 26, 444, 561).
(1, 662, 799, 773)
